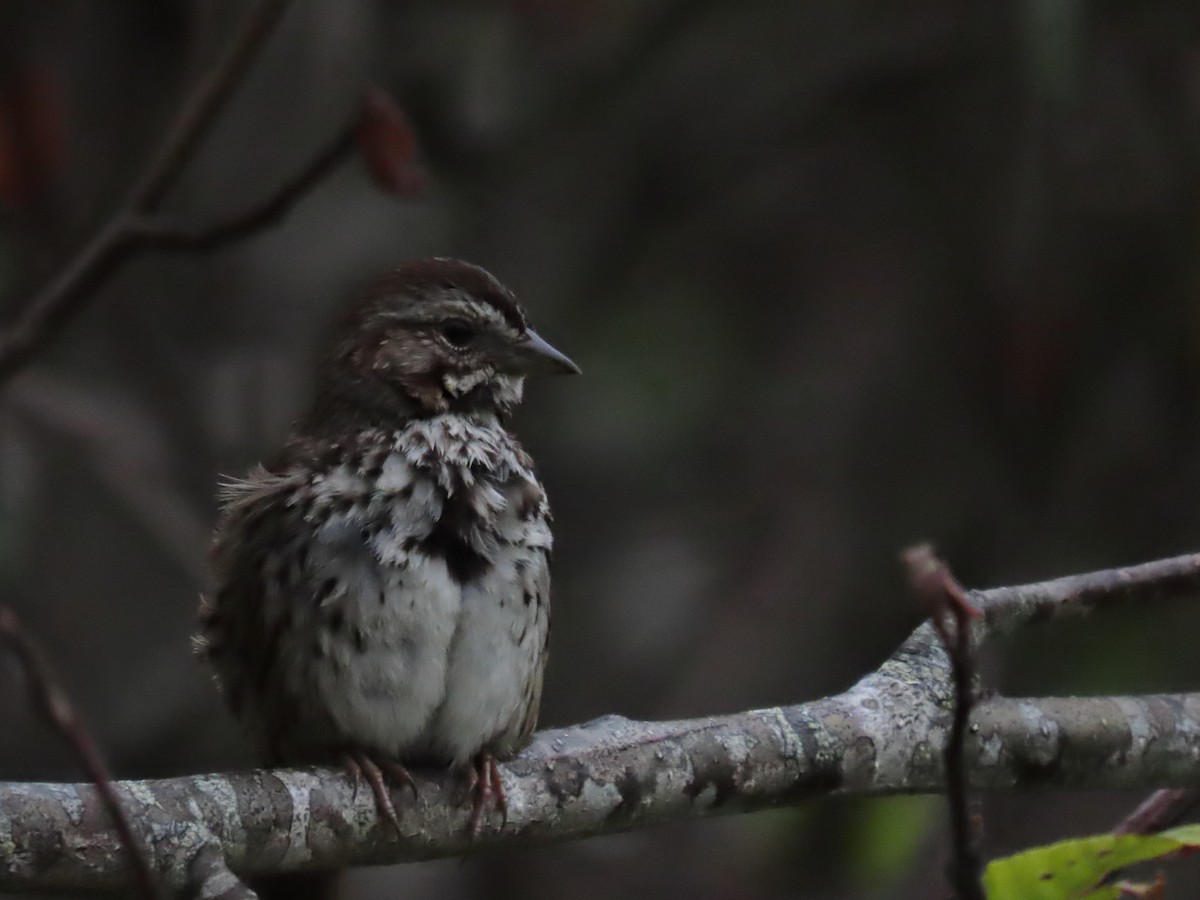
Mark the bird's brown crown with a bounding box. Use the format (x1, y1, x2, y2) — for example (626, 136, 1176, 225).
(302, 259, 576, 433)
(363, 258, 528, 333)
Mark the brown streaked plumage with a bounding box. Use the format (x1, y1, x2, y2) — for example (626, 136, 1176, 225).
(195, 258, 578, 833)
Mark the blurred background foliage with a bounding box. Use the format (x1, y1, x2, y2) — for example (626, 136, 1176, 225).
(3, 1, 1200, 897)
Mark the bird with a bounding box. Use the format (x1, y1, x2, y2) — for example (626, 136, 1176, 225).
(195, 258, 579, 833)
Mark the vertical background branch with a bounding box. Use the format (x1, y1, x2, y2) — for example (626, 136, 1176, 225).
(903, 545, 984, 900)
(0, 606, 163, 900)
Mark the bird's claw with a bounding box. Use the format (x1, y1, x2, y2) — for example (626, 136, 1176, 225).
(344, 751, 417, 836)
(465, 753, 507, 838)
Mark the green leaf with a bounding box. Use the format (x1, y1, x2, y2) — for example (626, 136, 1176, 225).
(983, 825, 1200, 899)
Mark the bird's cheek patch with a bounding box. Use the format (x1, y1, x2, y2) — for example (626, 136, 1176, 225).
(442, 367, 494, 397)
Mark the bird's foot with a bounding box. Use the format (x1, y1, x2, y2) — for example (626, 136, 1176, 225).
(464, 752, 507, 837)
(345, 750, 418, 836)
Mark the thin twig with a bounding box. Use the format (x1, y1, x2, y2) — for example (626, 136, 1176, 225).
(977, 552, 1200, 637)
(902, 544, 985, 900)
(8, 372, 210, 581)
(1114, 789, 1200, 836)
(1102, 789, 1197, 892)
(0, 0, 294, 385)
(126, 0, 292, 211)
(0, 606, 165, 900)
(127, 120, 357, 252)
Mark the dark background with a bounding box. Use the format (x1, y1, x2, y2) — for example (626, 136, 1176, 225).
(3, 1, 1200, 897)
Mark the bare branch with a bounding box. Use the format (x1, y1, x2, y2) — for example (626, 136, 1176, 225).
(0, 0, 294, 386)
(125, 0, 292, 211)
(2, 690, 1200, 894)
(1115, 789, 1200, 836)
(126, 121, 356, 253)
(975, 551, 1200, 636)
(9, 371, 209, 581)
(0, 606, 164, 900)
(1, 552, 1198, 894)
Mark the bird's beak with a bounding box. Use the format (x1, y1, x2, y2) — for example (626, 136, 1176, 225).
(505, 329, 581, 375)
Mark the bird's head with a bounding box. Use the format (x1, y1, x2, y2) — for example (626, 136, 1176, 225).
(309, 258, 578, 428)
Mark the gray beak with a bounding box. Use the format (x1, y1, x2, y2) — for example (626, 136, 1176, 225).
(509, 329, 581, 375)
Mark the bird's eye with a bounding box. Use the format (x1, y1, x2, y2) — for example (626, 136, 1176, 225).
(440, 319, 475, 349)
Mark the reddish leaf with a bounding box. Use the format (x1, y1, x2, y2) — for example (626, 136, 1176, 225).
(355, 88, 426, 198)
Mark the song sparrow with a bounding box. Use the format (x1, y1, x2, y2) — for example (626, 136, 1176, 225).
(195, 258, 578, 832)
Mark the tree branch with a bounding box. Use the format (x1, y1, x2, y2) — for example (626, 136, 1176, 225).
(0, 0, 293, 386)
(2, 552, 1200, 894)
(124, 0, 292, 212)
(2, 693, 1198, 894)
(125, 123, 356, 253)
(1115, 789, 1200, 835)
(975, 551, 1200, 635)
